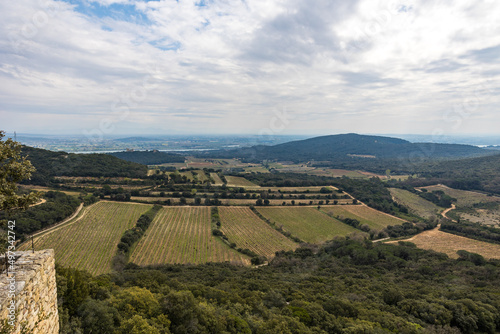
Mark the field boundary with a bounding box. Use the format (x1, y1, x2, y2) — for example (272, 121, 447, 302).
(22, 202, 85, 242)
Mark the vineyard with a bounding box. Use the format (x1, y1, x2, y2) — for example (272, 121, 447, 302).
(256, 207, 362, 243)
(389, 188, 442, 219)
(129, 207, 249, 266)
(19, 201, 151, 275)
(218, 207, 298, 258)
(210, 173, 224, 186)
(322, 205, 405, 230)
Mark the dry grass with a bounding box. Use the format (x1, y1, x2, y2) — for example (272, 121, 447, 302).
(386, 228, 500, 260)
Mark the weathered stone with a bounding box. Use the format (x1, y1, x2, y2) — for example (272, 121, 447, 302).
(0, 250, 59, 334)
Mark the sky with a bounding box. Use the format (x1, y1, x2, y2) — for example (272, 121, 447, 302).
(1, 0, 499, 138)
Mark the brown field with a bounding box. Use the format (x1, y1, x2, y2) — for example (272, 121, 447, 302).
(386, 227, 500, 260)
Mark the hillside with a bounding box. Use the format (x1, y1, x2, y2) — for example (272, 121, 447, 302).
(109, 150, 185, 165)
(21, 146, 148, 185)
(402, 153, 500, 194)
(202, 134, 490, 166)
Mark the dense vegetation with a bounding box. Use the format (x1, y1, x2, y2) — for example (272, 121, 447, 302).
(401, 153, 500, 195)
(20, 146, 147, 185)
(202, 134, 490, 166)
(0, 191, 80, 240)
(440, 220, 500, 245)
(57, 239, 500, 334)
(109, 151, 185, 165)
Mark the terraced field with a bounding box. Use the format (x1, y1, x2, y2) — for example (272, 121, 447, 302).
(322, 205, 405, 230)
(389, 188, 442, 219)
(130, 207, 249, 266)
(19, 201, 151, 275)
(218, 207, 298, 258)
(225, 176, 260, 188)
(256, 207, 361, 243)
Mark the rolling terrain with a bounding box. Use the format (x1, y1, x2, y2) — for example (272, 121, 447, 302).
(19, 201, 151, 275)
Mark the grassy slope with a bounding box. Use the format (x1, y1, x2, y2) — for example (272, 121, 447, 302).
(389, 188, 442, 219)
(256, 207, 362, 243)
(322, 205, 404, 230)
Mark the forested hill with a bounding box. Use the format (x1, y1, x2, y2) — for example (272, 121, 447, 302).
(203, 133, 490, 163)
(108, 150, 185, 165)
(21, 146, 147, 185)
(404, 153, 500, 194)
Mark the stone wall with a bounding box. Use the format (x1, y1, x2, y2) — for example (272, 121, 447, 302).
(0, 249, 59, 334)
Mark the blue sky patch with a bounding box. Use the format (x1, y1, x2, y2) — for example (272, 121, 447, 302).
(60, 0, 151, 25)
(149, 40, 181, 51)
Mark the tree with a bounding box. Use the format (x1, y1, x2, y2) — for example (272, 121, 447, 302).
(0, 131, 40, 253)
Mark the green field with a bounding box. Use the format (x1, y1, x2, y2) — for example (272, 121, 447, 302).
(192, 170, 209, 183)
(322, 205, 405, 230)
(130, 207, 249, 266)
(256, 207, 361, 243)
(225, 176, 260, 188)
(389, 188, 442, 219)
(210, 173, 224, 186)
(20, 201, 151, 275)
(218, 207, 298, 258)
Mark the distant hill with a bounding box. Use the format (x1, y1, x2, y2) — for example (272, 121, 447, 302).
(108, 151, 185, 165)
(21, 146, 148, 185)
(203, 133, 491, 165)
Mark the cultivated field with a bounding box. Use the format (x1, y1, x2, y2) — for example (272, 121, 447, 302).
(129, 207, 249, 266)
(389, 188, 442, 219)
(191, 170, 209, 183)
(266, 186, 339, 193)
(225, 176, 260, 188)
(322, 205, 405, 230)
(256, 207, 362, 243)
(20, 201, 151, 275)
(210, 173, 224, 186)
(218, 207, 298, 258)
(387, 228, 500, 260)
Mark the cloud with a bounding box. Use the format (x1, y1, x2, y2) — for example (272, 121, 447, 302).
(0, 0, 499, 136)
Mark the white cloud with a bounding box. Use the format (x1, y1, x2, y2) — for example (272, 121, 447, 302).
(0, 0, 499, 136)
